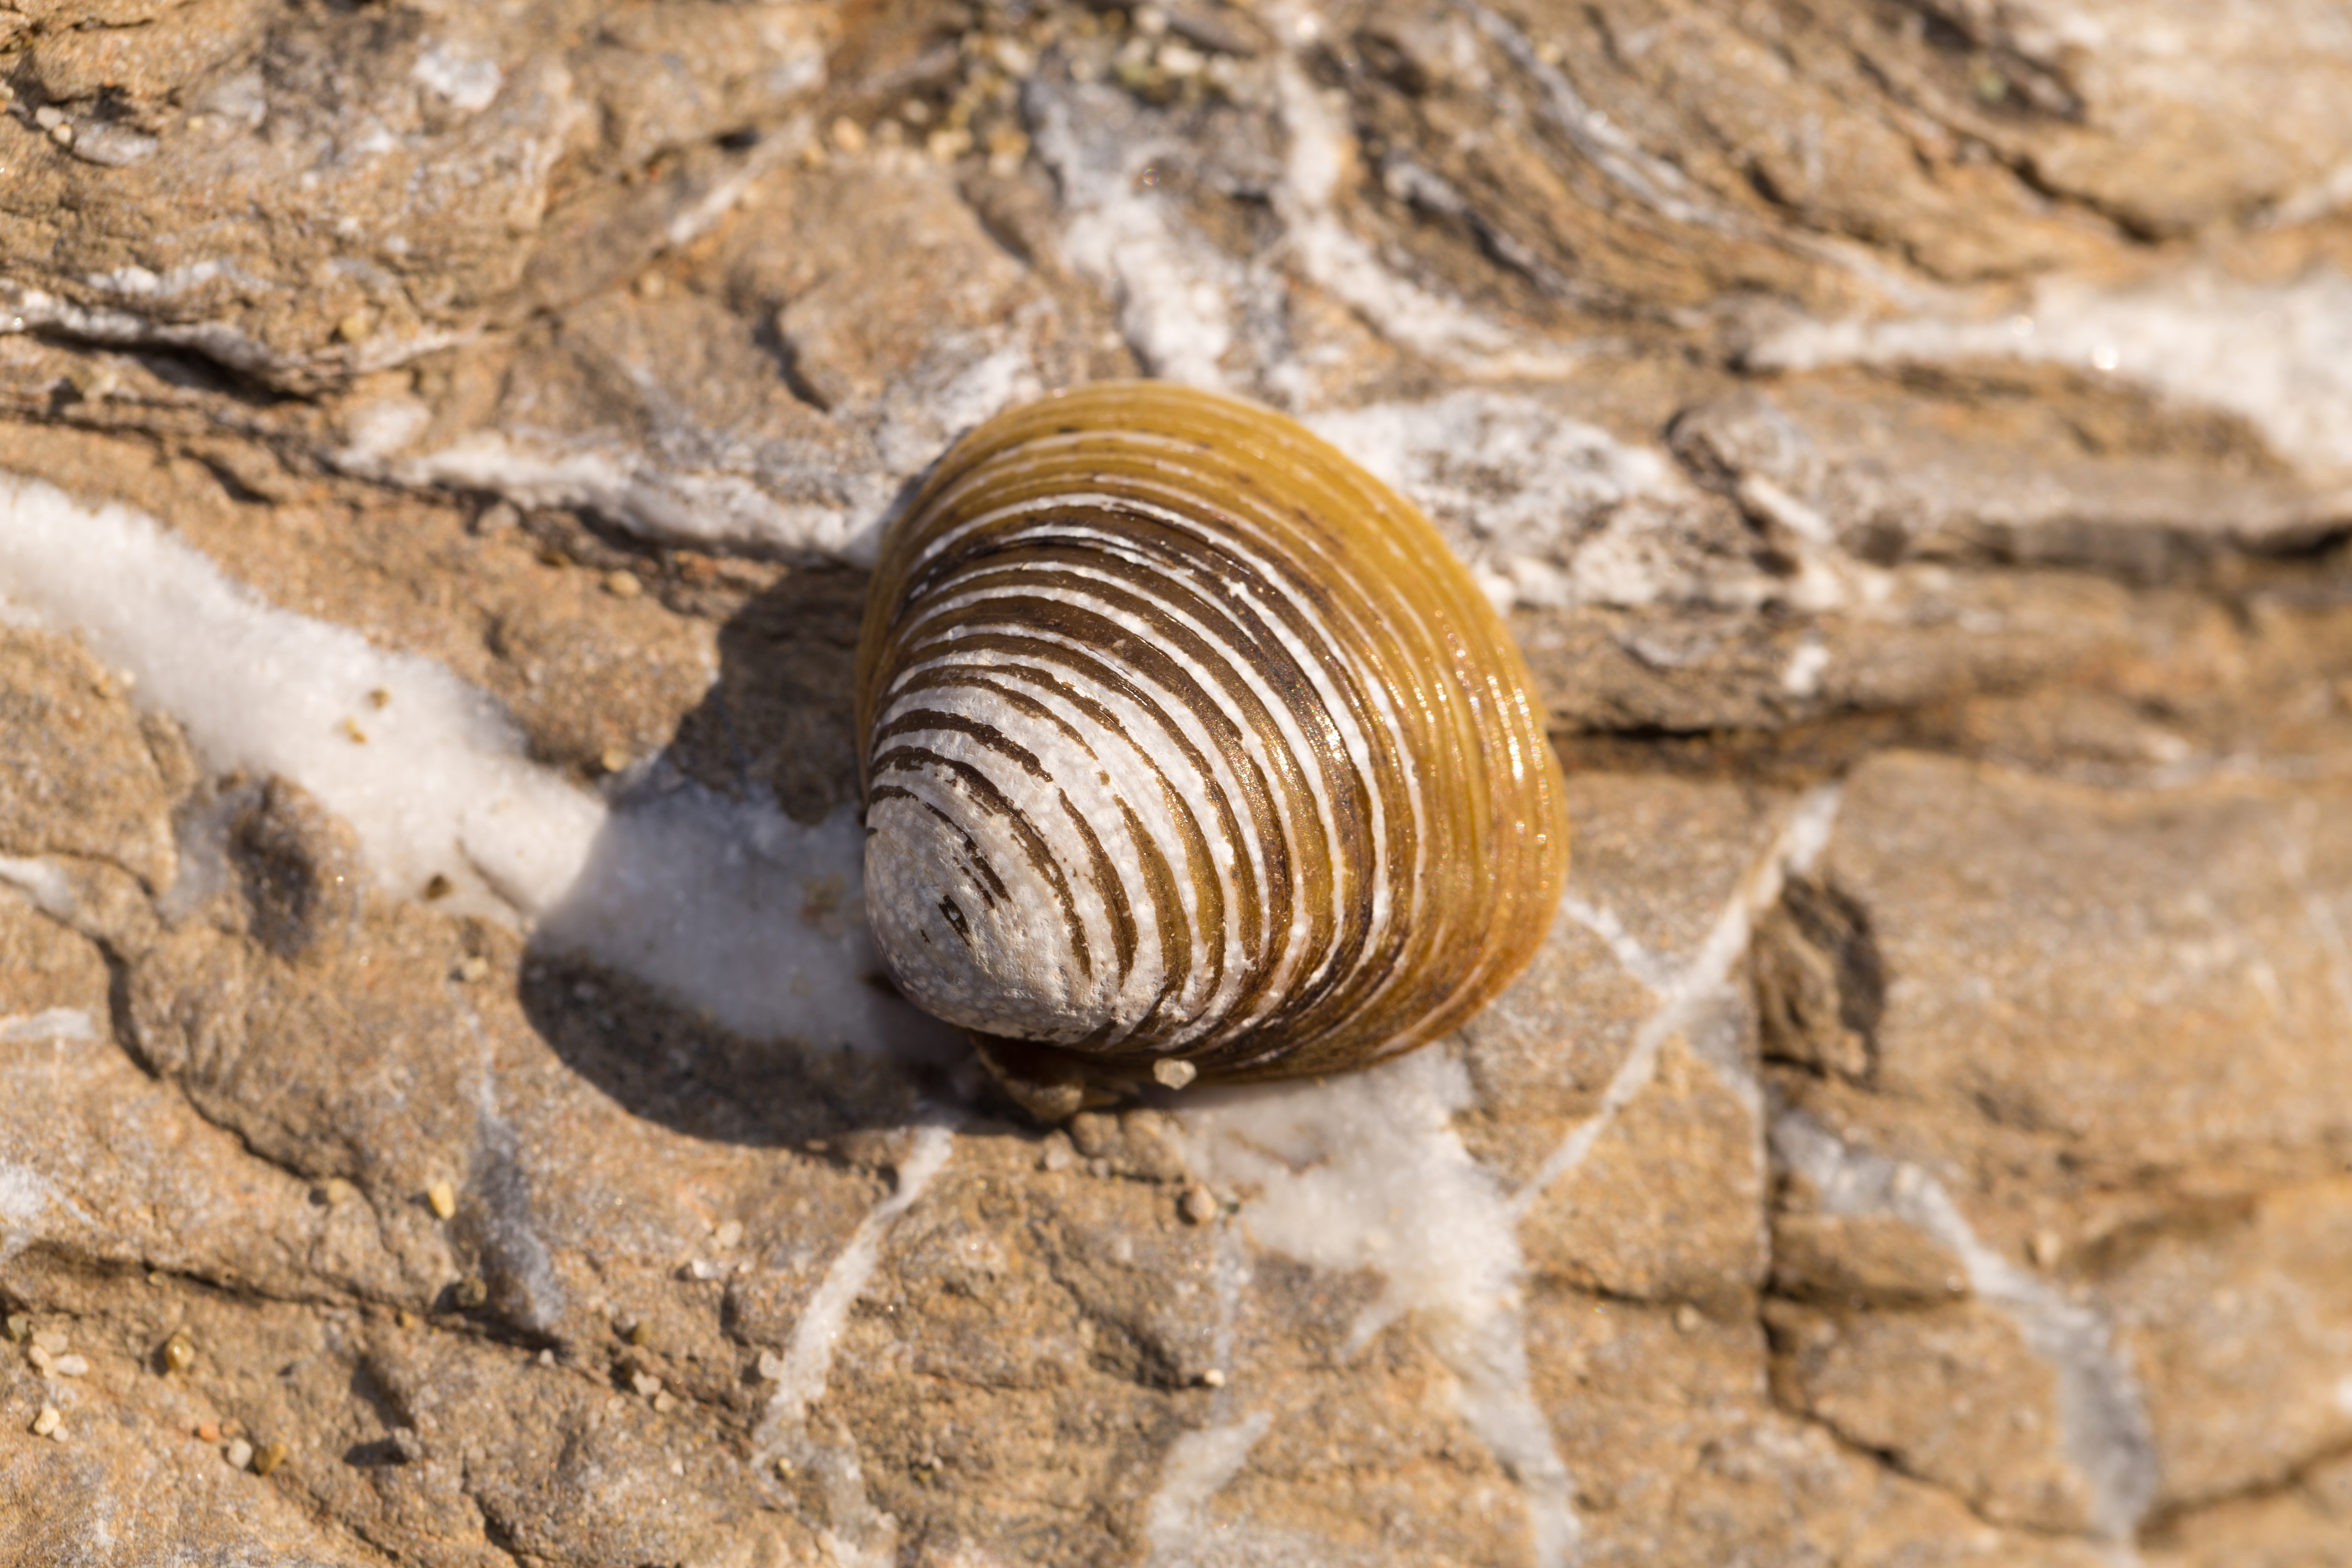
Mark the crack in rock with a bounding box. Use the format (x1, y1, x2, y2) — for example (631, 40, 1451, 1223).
(1769, 1107, 2161, 1545)
(755, 1119, 959, 1565)
(1517, 784, 1845, 1213)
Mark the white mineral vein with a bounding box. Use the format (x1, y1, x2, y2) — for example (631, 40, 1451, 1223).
(1518, 783, 1845, 1212)
(756, 1121, 959, 1565)
(1770, 1109, 2161, 1546)
(1752, 268, 2352, 485)
(1143, 1409, 1274, 1565)
(1175, 1049, 1582, 1568)
(0, 473, 953, 1057)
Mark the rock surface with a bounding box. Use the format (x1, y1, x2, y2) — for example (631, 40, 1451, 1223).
(4, 0, 2352, 1564)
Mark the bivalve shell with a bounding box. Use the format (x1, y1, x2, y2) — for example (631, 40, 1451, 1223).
(857, 381, 1568, 1110)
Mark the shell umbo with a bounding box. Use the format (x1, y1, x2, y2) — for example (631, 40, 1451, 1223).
(856, 382, 1569, 1109)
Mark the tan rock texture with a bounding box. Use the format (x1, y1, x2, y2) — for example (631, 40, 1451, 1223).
(4, 0, 2352, 1564)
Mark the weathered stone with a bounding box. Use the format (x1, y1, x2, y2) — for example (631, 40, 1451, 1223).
(0, 626, 177, 891)
(4, 0, 2352, 1559)
(1805, 753, 2352, 1189)
(1458, 771, 1789, 1181)
(1521, 1032, 1767, 1308)
(2144, 1450, 2352, 1568)
(2105, 1177, 2352, 1510)
(1769, 1206, 1970, 1308)
(1767, 1296, 2094, 1532)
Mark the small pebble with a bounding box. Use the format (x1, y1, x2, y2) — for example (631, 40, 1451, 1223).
(712, 1219, 744, 1250)
(33, 106, 63, 129)
(395, 1309, 418, 1330)
(31, 1330, 67, 1356)
(1179, 1185, 1218, 1225)
(1674, 1304, 1703, 1334)
(1152, 1058, 1198, 1090)
(322, 1177, 358, 1205)
(421, 873, 455, 900)
(51, 1354, 89, 1378)
(603, 569, 642, 599)
(474, 501, 520, 534)
(334, 311, 371, 344)
(774, 1455, 796, 1479)
(450, 1277, 488, 1310)
(26, 1346, 52, 1375)
(2029, 1229, 2064, 1269)
(538, 1348, 555, 1367)
(366, 687, 391, 710)
(252, 1441, 289, 1477)
(1200, 1368, 1226, 1388)
(829, 116, 867, 155)
(598, 747, 630, 775)
(163, 1330, 196, 1374)
(631, 1370, 663, 1398)
(340, 717, 368, 744)
(2, 1314, 28, 1342)
(457, 955, 490, 983)
(985, 126, 1030, 177)
(49, 122, 74, 147)
(426, 1181, 457, 1219)
(625, 1321, 652, 1347)
(652, 1390, 677, 1414)
(30, 1406, 60, 1437)
(195, 1421, 220, 1442)
(225, 1437, 254, 1470)
(756, 1348, 787, 1381)
(1039, 1138, 1075, 1173)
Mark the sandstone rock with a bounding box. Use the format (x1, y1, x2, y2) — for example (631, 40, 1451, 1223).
(1767, 1296, 2093, 1532)
(4, 0, 2352, 1560)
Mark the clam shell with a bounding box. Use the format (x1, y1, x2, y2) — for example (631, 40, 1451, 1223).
(857, 381, 1568, 1099)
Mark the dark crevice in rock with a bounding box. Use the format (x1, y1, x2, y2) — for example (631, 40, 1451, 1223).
(1757, 1336, 2125, 1549)
(227, 777, 364, 963)
(18, 326, 301, 406)
(752, 313, 840, 415)
(2141, 1433, 2352, 1539)
(1754, 875, 1883, 1084)
(464, 1493, 532, 1568)
(2064, 1193, 2263, 1282)
(10, 1239, 350, 1317)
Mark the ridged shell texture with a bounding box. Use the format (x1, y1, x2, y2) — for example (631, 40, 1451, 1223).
(857, 382, 1569, 1087)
